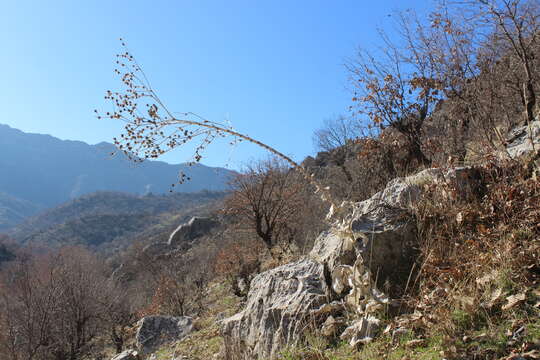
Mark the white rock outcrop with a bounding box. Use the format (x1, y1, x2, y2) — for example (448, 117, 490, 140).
(111, 349, 140, 360)
(168, 217, 220, 247)
(221, 166, 482, 359)
(136, 315, 193, 355)
(505, 119, 540, 158)
(221, 258, 330, 360)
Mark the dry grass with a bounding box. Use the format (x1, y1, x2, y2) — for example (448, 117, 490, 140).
(151, 280, 242, 360)
(397, 159, 540, 359)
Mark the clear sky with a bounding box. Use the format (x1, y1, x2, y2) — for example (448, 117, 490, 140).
(0, 0, 432, 169)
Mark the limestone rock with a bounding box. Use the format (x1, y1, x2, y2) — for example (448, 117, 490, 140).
(354, 166, 481, 214)
(340, 316, 380, 346)
(111, 349, 139, 360)
(506, 118, 540, 158)
(168, 217, 219, 248)
(309, 230, 356, 273)
(312, 166, 481, 294)
(311, 207, 416, 300)
(321, 315, 345, 337)
(350, 205, 417, 294)
(221, 258, 330, 360)
(136, 315, 193, 354)
(308, 166, 484, 351)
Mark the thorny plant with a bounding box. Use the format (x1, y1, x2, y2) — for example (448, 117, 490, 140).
(96, 40, 346, 221)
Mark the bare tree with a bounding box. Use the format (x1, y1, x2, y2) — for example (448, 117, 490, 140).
(100, 280, 135, 354)
(223, 158, 305, 254)
(0, 255, 60, 360)
(213, 234, 263, 298)
(347, 13, 445, 166)
(473, 0, 540, 123)
(313, 115, 358, 152)
(0, 247, 112, 360)
(348, 1, 540, 165)
(425, 0, 540, 157)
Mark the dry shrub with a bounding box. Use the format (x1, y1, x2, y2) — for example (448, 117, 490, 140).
(137, 248, 213, 318)
(213, 235, 264, 298)
(0, 246, 134, 359)
(223, 158, 307, 252)
(309, 130, 425, 203)
(400, 159, 539, 357)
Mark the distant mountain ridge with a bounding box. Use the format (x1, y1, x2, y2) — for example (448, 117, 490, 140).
(0, 124, 234, 229)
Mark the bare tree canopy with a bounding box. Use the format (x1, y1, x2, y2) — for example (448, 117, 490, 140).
(223, 158, 305, 252)
(313, 115, 358, 152)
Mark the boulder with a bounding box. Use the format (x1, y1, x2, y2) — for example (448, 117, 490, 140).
(309, 230, 356, 274)
(355, 166, 481, 213)
(320, 315, 345, 337)
(312, 192, 416, 299)
(340, 316, 380, 346)
(221, 258, 330, 360)
(168, 217, 220, 248)
(136, 315, 193, 354)
(111, 349, 139, 360)
(349, 205, 417, 295)
(313, 166, 481, 290)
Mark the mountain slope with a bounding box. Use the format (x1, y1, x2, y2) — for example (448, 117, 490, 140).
(0, 192, 44, 231)
(8, 190, 226, 252)
(0, 124, 233, 209)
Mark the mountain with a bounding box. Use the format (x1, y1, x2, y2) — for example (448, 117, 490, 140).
(0, 192, 45, 231)
(8, 190, 226, 252)
(0, 124, 234, 228)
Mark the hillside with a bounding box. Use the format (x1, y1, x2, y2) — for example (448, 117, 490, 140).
(0, 192, 44, 231)
(8, 190, 226, 252)
(0, 236, 16, 267)
(0, 124, 234, 211)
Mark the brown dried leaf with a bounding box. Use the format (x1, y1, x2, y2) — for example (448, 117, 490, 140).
(502, 293, 527, 311)
(476, 270, 499, 287)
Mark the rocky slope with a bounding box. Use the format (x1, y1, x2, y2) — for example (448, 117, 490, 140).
(218, 120, 540, 359)
(105, 119, 539, 360)
(220, 165, 482, 359)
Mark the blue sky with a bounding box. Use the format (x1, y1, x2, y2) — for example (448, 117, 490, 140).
(0, 0, 432, 168)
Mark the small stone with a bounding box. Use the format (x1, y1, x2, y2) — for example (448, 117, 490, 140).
(392, 327, 411, 340)
(340, 316, 380, 347)
(111, 349, 139, 360)
(503, 293, 527, 311)
(406, 339, 426, 348)
(321, 315, 343, 337)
